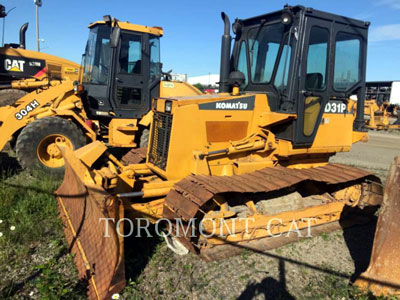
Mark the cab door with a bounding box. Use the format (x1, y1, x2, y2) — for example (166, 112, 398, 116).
(294, 18, 331, 146)
(112, 31, 150, 119)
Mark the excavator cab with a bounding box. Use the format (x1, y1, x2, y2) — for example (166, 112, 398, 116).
(80, 16, 163, 119)
(227, 5, 369, 146)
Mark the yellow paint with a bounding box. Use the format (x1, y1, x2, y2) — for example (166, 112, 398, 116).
(128, 199, 165, 223)
(37, 134, 73, 168)
(89, 20, 163, 36)
(0, 80, 83, 151)
(362, 100, 400, 131)
(73, 140, 108, 168)
(159, 80, 202, 97)
(146, 93, 360, 181)
(108, 119, 138, 147)
(0, 47, 81, 82)
(203, 201, 345, 244)
(138, 111, 153, 127)
(9, 66, 22, 72)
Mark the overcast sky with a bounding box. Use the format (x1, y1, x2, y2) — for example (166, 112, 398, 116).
(1, 0, 399, 80)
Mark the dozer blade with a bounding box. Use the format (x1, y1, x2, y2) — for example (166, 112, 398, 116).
(56, 149, 125, 300)
(354, 154, 400, 296)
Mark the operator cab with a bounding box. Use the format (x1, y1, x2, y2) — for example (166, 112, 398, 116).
(223, 5, 369, 146)
(81, 17, 162, 119)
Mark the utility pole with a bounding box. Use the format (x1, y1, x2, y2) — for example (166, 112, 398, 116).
(34, 0, 42, 51)
(1, 6, 16, 47)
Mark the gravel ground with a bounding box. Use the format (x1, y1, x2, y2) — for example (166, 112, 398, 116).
(331, 131, 400, 180)
(121, 130, 400, 300)
(1, 130, 399, 300)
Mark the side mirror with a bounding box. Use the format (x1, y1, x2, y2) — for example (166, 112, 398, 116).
(110, 27, 120, 48)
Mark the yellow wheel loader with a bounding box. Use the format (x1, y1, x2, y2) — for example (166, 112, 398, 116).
(55, 6, 390, 299)
(0, 19, 80, 106)
(0, 16, 201, 177)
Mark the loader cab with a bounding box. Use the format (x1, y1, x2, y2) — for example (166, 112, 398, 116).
(228, 5, 369, 146)
(81, 19, 162, 119)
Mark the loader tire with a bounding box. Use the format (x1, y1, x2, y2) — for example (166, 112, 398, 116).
(0, 89, 27, 106)
(15, 117, 86, 178)
(140, 128, 149, 148)
(394, 117, 400, 125)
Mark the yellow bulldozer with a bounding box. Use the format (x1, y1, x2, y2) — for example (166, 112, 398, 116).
(0, 16, 201, 176)
(364, 99, 400, 130)
(54, 5, 398, 299)
(0, 14, 80, 105)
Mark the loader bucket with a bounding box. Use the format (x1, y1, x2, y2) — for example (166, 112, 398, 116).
(354, 154, 400, 296)
(56, 153, 126, 299)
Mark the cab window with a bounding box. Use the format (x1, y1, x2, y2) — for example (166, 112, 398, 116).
(83, 26, 111, 85)
(303, 26, 329, 137)
(334, 32, 361, 91)
(149, 36, 161, 81)
(306, 26, 329, 91)
(274, 44, 292, 90)
(248, 22, 285, 83)
(119, 34, 142, 74)
(237, 41, 249, 87)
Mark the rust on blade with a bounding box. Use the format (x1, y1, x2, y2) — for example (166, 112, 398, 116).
(354, 155, 400, 296)
(57, 160, 126, 300)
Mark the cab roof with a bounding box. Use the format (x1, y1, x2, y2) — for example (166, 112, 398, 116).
(89, 20, 163, 36)
(240, 5, 369, 29)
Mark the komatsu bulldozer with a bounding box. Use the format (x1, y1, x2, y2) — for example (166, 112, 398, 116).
(0, 16, 201, 176)
(54, 6, 395, 299)
(0, 19, 80, 105)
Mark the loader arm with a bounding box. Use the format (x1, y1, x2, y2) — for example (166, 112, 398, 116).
(0, 80, 87, 151)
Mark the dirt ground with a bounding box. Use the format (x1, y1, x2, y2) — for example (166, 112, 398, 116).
(120, 130, 400, 300)
(1, 130, 399, 300)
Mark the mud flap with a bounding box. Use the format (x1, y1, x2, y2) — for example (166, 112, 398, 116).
(354, 155, 400, 296)
(56, 160, 126, 300)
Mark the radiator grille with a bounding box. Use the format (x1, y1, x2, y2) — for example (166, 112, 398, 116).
(148, 112, 172, 170)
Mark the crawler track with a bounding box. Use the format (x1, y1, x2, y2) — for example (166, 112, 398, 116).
(163, 163, 382, 260)
(121, 147, 147, 165)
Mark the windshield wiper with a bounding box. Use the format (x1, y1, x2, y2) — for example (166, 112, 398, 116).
(249, 19, 266, 66)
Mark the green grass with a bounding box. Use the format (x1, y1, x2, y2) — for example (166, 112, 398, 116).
(301, 272, 400, 300)
(0, 173, 60, 248)
(0, 172, 85, 299)
(0, 169, 399, 300)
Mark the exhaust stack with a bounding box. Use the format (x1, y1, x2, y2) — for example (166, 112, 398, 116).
(219, 12, 231, 93)
(19, 23, 28, 49)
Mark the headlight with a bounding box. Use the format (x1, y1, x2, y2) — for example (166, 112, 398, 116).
(165, 101, 172, 113)
(281, 12, 293, 25)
